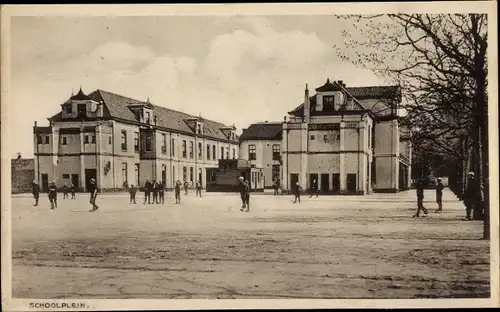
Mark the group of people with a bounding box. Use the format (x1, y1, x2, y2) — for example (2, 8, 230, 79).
(128, 180, 204, 205)
(32, 179, 98, 211)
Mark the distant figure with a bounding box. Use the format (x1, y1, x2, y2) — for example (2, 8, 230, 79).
(48, 181, 58, 210)
(175, 180, 182, 204)
(463, 172, 482, 220)
(89, 178, 99, 212)
(70, 183, 76, 199)
(273, 179, 280, 196)
(152, 180, 159, 204)
(309, 179, 319, 198)
(196, 181, 202, 197)
(293, 182, 302, 203)
(435, 178, 444, 213)
(62, 183, 69, 199)
(158, 182, 165, 204)
(32, 180, 40, 206)
(413, 179, 428, 217)
(238, 176, 250, 212)
(183, 181, 189, 195)
(143, 180, 151, 204)
(129, 184, 137, 204)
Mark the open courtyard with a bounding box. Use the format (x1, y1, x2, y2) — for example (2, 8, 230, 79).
(11, 189, 490, 299)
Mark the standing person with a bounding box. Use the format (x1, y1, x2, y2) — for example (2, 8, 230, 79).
(309, 179, 318, 198)
(32, 180, 40, 206)
(129, 184, 137, 204)
(48, 181, 58, 210)
(143, 180, 151, 204)
(175, 180, 182, 204)
(70, 183, 76, 199)
(152, 180, 159, 204)
(195, 181, 202, 197)
(88, 178, 99, 212)
(62, 183, 69, 199)
(183, 181, 189, 195)
(293, 182, 302, 203)
(435, 178, 444, 213)
(413, 179, 429, 217)
(273, 179, 279, 196)
(463, 172, 482, 220)
(238, 177, 250, 212)
(158, 181, 165, 204)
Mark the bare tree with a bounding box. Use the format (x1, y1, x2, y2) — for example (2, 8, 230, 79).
(338, 14, 489, 239)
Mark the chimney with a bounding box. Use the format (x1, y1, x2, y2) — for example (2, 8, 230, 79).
(304, 84, 310, 123)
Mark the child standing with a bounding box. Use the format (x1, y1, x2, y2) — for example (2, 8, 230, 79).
(129, 184, 137, 204)
(48, 181, 58, 210)
(175, 180, 182, 204)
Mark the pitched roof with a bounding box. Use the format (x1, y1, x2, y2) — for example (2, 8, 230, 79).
(239, 122, 283, 141)
(49, 89, 237, 142)
(70, 88, 92, 101)
(315, 78, 342, 92)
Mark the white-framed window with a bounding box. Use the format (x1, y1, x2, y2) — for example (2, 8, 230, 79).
(249, 145, 256, 160)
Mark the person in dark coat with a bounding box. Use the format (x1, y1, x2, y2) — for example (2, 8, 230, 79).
(152, 180, 159, 204)
(158, 182, 165, 204)
(48, 181, 58, 210)
(143, 180, 151, 204)
(413, 178, 428, 217)
(293, 182, 302, 203)
(70, 183, 76, 199)
(196, 181, 202, 197)
(32, 180, 40, 206)
(183, 181, 189, 195)
(309, 179, 319, 198)
(62, 183, 69, 199)
(89, 178, 99, 212)
(175, 180, 182, 204)
(238, 177, 250, 212)
(463, 172, 482, 220)
(435, 178, 444, 213)
(129, 184, 137, 204)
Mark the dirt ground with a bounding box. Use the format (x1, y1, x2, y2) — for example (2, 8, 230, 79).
(11, 189, 490, 299)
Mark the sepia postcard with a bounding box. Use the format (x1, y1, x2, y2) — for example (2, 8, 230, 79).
(1, 2, 499, 310)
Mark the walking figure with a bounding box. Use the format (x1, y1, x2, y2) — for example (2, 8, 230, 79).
(62, 183, 69, 199)
(158, 182, 165, 204)
(152, 180, 159, 204)
(129, 184, 137, 204)
(89, 178, 99, 212)
(48, 181, 58, 210)
(238, 177, 250, 212)
(413, 179, 428, 217)
(143, 180, 151, 204)
(175, 180, 182, 204)
(32, 180, 40, 206)
(70, 183, 76, 199)
(293, 182, 302, 203)
(309, 179, 319, 198)
(273, 179, 280, 196)
(196, 181, 202, 197)
(183, 181, 189, 195)
(463, 172, 483, 220)
(435, 178, 444, 213)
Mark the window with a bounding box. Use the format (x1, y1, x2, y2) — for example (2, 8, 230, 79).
(161, 134, 167, 154)
(272, 144, 280, 160)
(198, 142, 202, 158)
(207, 144, 211, 160)
(171, 138, 175, 156)
(61, 136, 67, 145)
(172, 166, 176, 183)
(45, 136, 50, 144)
(134, 132, 139, 152)
(145, 136, 152, 151)
(65, 105, 72, 114)
(323, 95, 334, 110)
(91, 135, 96, 144)
(108, 136, 112, 145)
(221, 147, 224, 160)
(145, 111, 151, 124)
(310, 135, 315, 140)
(190, 167, 194, 183)
(84, 135, 89, 144)
(182, 140, 187, 158)
(62, 174, 70, 179)
(183, 166, 187, 181)
(37, 135, 43, 144)
(122, 162, 128, 185)
(368, 125, 371, 148)
(189, 141, 194, 159)
(212, 145, 216, 160)
(272, 165, 280, 181)
(121, 130, 127, 151)
(77, 104, 86, 118)
(135, 164, 140, 186)
(249, 145, 256, 160)
(233, 148, 236, 159)
(226, 149, 229, 159)
(197, 124, 202, 134)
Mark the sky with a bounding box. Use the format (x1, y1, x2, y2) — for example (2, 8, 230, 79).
(10, 15, 389, 158)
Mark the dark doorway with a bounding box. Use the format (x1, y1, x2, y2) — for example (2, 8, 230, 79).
(320, 174, 329, 193)
(41, 173, 49, 193)
(347, 174, 357, 193)
(332, 173, 340, 193)
(290, 173, 299, 190)
(71, 174, 79, 191)
(309, 173, 318, 191)
(85, 169, 97, 192)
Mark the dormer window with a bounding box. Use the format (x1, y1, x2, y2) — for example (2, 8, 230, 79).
(77, 104, 86, 118)
(323, 96, 334, 110)
(197, 124, 202, 134)
(145, 111, 151, 124)
(65, 105, 72, 114)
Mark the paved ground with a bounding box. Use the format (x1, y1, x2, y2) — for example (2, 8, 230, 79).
(11, 189, 490, 299)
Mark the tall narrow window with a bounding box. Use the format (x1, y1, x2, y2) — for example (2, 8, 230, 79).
(212, 145, 216, 160)
(121, 130, 127, 151)
(207, 144, 211, 160)
(37, 135, 43, 144)
(161, 134, 167, 154)
(108, 136, 112, 145)
(249, 144, 257, 160)
(77, 104, 86, 118)
(182, 140, 187, 158)
(198, 142, 202, 159)
(171, 138, 175, 156)
(221, 147, 224, 160)
(145, 135, 152, 152)
(368, 125, 371, 148)
(61, 136, 67, 145)
(134, 164, 140, 186)
(183, 166, 187, 181)
(272, 144, 280, 160)
(190, 167, 194, 183)
(122, 162, 128, 185)
(189, 141, 194, 159)
(232, 148, 236, 159)
(84, 135, 89, 144)
(197, 124, 202, 134)
(45, 136, 50, 144)
(145, 111, 151, 124)
(134, 132, 139, 152)
(91, 135, 96, 144)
